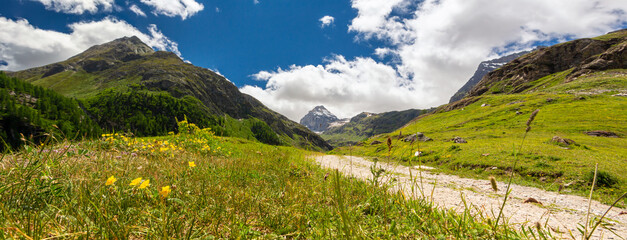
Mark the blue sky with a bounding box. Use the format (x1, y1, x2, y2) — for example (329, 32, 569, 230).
(0, 0, 371, 89)
(1, 0, 626, 120)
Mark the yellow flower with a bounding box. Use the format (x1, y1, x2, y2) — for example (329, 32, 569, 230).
(139, 179, 150, 189)
(129, 177, 142, 186)
(159, 186, 171, 198)
(105, 176, 117, 186)
(188, 161, 196, 168)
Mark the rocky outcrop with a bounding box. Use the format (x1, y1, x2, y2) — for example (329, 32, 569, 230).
(466, 29, 627, 98)
(452, 137, 467, 143)
(403, 132, 432, 142)
(585, 130, 620, 137)
(450, 51, 530, 103)
(552, 136, 575, 146)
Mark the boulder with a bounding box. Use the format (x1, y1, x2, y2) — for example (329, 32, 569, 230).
(452, 136, 467, 143)
(370, 140, 382, 145)
(403, 132, 432, 142)
(585, 130, 619, 138)
(552, 136, 575, 145)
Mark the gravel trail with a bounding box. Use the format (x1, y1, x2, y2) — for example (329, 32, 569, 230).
(313, 155, 626, 239)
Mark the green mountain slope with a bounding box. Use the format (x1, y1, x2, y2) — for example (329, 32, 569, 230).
(331, 30, 627, 203)
(9, 37, 331, 150)
(0, 72, 101, 151)
(322, 109, 427, 147)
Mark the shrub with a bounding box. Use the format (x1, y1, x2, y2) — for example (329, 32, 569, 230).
(587, 170, 619, 188)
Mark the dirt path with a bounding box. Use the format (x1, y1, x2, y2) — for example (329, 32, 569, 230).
(312, 155, 626, 239)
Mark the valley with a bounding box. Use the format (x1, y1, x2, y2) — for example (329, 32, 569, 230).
(1, 21, 626, 239)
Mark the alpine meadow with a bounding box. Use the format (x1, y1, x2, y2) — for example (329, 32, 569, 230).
(1, 1, 626, 239)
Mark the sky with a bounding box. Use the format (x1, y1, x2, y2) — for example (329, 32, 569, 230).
(1, 0, 626, 121)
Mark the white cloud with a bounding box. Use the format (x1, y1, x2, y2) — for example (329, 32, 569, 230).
(140, 0, 204, 20)
(319, 15, 335, 28)
(129, 4, 146, 17)
(245, 0, 627, 121)
(0, 17, 180, 71)
(241, 55, 433, 121)
(32, 0, 115, 14)
(254, 0, 260, 5)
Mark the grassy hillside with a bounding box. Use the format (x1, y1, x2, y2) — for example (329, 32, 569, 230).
(9, 37, 332, 151)
(322, 109, 427, 147)
(330, 70, 627, 205)
(0, 120, 539, 239)
(0, 72, 101, 151)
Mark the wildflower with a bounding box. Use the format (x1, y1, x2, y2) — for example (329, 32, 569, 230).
(159, 186, 171, 198)
(130, 177, 142, 186)
(105, 176, 117, 186)
(188, 161, 196, 168)
(139, 179, 150, 189)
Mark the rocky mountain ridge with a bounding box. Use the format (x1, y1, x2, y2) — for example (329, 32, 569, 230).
(449, 51, 530, 103)
(466, 29, 627, 99)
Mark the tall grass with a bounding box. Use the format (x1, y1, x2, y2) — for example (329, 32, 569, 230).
(1, 119, 533, 238)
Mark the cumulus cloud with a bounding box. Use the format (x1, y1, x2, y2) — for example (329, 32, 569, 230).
(140, 0, 204, 20)
(0, 17, 180, 71)
(319, 16, 335, 28)
(32, 0, 115, 14)
(245, 0, 627, 121)
(129, 4, 146, 17)
(254, 0, 260, 5)
(241, 55, 434, 121)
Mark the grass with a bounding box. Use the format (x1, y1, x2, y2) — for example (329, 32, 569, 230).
(0, 120, 537, 239)
(27, 70, 143, 99)
(330, 91, 627, 205)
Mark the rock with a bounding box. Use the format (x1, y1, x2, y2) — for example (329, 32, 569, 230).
(523, 197, 543, 205)
(403, 132, 432, 142)
(370, 140, 382, 145)
(449, 51, 530, 103)
(539, 177, 547, 182)
(481, 103, 490, 107)
(452, 136, 467, 143)
(481, 153, 490, 157)
(552, 136, 575, 145)
(516, 111, 523, 115)
(546, 98, 555, 102)
(585, 130, 619, 138)
(613, 93, 627, 97)
(619, 211, 627, 216)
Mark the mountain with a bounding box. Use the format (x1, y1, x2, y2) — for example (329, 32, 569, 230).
(322, 109, 427, 146)
(8, 36, 332, 151)
(330, 30, 627, 203)
(299, 105, 347, 133)
(449, 51, 530, 103)
(466, 29, 627, 99)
